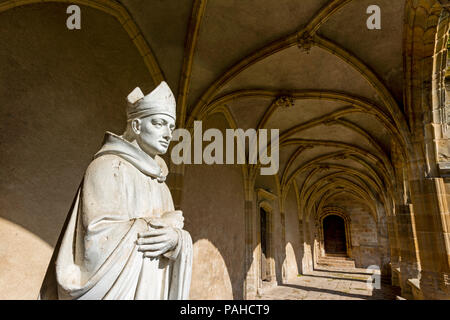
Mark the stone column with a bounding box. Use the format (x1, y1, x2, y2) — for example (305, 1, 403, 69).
(244, 198, 258, 299)
(386, 214, 401, 286)
(302, 219, 314, 273)
(280, 210, 287, 283)
(409, 177, 450, 299)
(396, 204, 420, 298)
(297, 218, 305, 274)
(375, 204, 392, 283)
(391, 139, 422, 296)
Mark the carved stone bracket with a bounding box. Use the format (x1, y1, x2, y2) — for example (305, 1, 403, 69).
(256, 188, 277, 202)
(297, 32, 314, 54)
(318, 165, 331, 172)
(274, 95, 294, 109)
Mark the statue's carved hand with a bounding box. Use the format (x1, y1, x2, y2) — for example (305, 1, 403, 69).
(137, 222, 179, 258)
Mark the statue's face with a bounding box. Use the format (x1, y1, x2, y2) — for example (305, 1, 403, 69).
(133, 114, 175, 157)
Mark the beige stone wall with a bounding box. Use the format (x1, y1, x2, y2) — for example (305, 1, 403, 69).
(350, 210, 380, 267)
(301, 220, 314, 273)
(327, 196, 383, 268)
(0, 3, 153, 299)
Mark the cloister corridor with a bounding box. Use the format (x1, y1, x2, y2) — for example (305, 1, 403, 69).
(257, 265, 401, 300)
(0, 0, 449, 300)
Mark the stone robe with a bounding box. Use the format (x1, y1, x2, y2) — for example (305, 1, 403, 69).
(39, 132, 192, 300)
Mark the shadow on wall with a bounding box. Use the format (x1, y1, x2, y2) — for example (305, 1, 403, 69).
(182, 161, 247, 300)
(284, 242, 301, 279)
(0, 217, 52, 299)
(0, 3, 153, 245)
(284, 186, 304, 279)
(191, 239, 234, 298)
(180, 112, 288, 300)
(184, 162, 292, 300)
(0, 3, 153, 298)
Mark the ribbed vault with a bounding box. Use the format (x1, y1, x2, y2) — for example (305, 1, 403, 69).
(0, 0, 405, 225)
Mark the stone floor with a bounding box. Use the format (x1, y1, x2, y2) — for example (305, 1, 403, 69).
(256, 266, 401, 300)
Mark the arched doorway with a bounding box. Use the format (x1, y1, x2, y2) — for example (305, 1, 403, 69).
(323, 215, 347, 255)
(255, 190, 278, 296)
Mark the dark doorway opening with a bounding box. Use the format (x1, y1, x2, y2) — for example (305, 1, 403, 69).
(260, 207, 270, 281)
(323, 215, 347, 255)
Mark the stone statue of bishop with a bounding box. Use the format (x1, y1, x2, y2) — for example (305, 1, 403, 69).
(39, 82, 193, 300)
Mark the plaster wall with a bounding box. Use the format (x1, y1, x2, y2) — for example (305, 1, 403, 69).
(181, 113, 246, 299)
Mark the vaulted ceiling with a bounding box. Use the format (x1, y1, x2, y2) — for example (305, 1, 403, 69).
(122, 0, 407, 217)
(0, 0, 411, 218)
